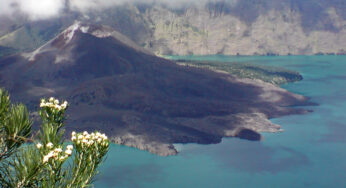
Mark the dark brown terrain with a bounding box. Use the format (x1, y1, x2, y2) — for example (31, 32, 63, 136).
(0, 23, 313, 155)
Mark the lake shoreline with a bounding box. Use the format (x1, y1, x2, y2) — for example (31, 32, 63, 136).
(107, 76, 314, 156)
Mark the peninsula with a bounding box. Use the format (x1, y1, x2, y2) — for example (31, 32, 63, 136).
(0, 23, 313, 155)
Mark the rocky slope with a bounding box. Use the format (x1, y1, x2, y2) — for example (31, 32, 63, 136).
(0, 0, 345, 57)
(81, 0, 346, 55)
(0, 23, 313, 155)
(0, 16, 75, 57)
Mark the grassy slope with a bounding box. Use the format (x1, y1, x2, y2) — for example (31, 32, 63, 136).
(175, 60, 303, 85)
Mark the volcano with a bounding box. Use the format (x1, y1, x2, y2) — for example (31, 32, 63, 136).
(0, 22, 312, 155)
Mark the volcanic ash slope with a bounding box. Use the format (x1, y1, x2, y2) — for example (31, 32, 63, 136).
(0, 23, 313, 156)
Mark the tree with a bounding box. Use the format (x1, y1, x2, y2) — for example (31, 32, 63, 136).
(0, 88, 110, 187)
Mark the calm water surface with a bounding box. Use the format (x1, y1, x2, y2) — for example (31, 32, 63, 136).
(95, 56, 346, 188)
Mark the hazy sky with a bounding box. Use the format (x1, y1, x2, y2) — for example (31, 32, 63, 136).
(0, 0, 239, 20)
(0, 0, 65, 20)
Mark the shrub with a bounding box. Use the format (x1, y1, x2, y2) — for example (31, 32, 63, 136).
(0, 89, 109, 187)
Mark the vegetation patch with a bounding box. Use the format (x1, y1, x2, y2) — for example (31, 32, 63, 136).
(175, 60, 303, 85)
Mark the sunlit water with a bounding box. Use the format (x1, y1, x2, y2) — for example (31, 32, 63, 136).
(95, 56, 346, 188)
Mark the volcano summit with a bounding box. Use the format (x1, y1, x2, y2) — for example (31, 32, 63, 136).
(0, 23, 312, 155)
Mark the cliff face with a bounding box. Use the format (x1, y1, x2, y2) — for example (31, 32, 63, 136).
(0, 0, 345, 56)
(145, 7, 345, 55)
(109, 0, 346, 55)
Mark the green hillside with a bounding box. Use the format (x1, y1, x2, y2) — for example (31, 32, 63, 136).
(175, 60, 303, 85)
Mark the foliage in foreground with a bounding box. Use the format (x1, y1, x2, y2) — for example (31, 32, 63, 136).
(0, 88, 110, 187)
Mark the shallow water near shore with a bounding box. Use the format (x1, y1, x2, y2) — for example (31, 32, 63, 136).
(95, 56, 346, 188)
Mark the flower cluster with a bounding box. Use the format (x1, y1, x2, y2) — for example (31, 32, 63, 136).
(71, 131, 109, 148)
(36, 142, 73, 163)
(40, 97, 68, 111)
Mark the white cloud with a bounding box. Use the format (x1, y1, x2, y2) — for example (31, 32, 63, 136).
(0, 0, 65, 20)
(20, 0, 65, 20)
(69, 0, 125, 12)
(0, 0, 240, 20)
(0, 0, 16, 15)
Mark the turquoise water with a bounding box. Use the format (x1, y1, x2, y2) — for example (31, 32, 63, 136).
(95, 56, 346, 188)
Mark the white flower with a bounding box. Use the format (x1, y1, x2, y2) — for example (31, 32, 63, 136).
(59, 155, 67, 161)
(71, 131, 76, 136)
(47, 151, 54, 157)
(36, 143, 42, 149)
(82, 139, 88, 144)
(78, 135, 83, 140)
(97, 138, 102, 143)
(54, 148, 63, 153)
(55, 105, 62, 111)
(46, 142, 53, 149)
(66, 145, 73, 150)
(49, 97, 54, 102)
(43, 151, 54, 161)
(61, 101, 68, 109)
(43, 156, 50, 163)
(71, 136, 76, 141)
(83, 131, 88, 136)
(54, 99, 59, 105)
(61, 103, 67, 109)
(65, 149, 72, 156)
(52, 152, 58, 158)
